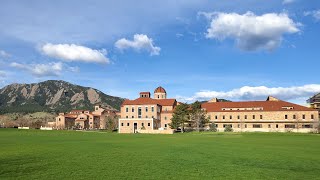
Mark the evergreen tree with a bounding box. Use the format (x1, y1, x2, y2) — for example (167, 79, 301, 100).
(169, 103, 189, 133)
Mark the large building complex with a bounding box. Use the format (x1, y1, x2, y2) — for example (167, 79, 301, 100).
(119, 87, 319, 133)
(119, 87, 177, 133)
(307, 93, 320, 113)
(202, 96, 319, 132)
(55, 105, 118, 129)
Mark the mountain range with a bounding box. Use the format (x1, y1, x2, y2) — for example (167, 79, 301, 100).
(0, 80, 124, 114)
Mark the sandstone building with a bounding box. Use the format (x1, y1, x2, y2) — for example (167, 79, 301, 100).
(202, 96, 319, 132)
(118, 87, 177, 133)
(55, 105, 118, 129)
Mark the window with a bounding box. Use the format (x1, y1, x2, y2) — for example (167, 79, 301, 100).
(285, 115, 288, 119)
(223, 115, 225, 119)
(223, 124, 232, 128)
(146, 116, 148, 118)
(127, 123, 130, 126)
(268, 124, 271, 128)
(253, 124, 262, 128)
(230, 115, 232, 119)
(165, 124, 167, 128)
(237, 124, 240, 128)
(253, 115, 255, 119)
(121, 123, 124, 126)
(59, 118, 61, 121)
(96, 107, 98, 111)
(245, 115, 247, 119)
(148, 123, 150, 126)
(132, 107, 134, 112)
(145, 107, 148, 112)
(126, 107, 128, 112)
(245, 124, 247, 128)
(164, 117, 167, 120)
(237, 115, 240, 119)
(152, 107, 154, 112)
(157, 95, 159, 98)
(293, 115, 296, 119)
(165, 108, 167, 112)
(142, 123, 144, 127)
(302, 115, 305, 119)
(126, 116, 128, 119)
(311, 114, 314, 119)
(152, 116, 154, 118)
(162, 95, 164, 98)
(131, 116, 134, 118)
(276, 124, 278, 128)
(215, 115, 218, 119)
(138, 107, 142, 118)
(302, 124, 313, 128)
(285, 124, 295, 128)
(260, 115, 263, 119)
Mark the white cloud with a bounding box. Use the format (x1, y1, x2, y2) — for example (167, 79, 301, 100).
(304, 10, 320, 21)
(177, 84, 320, 103)
(282, 0, 295, 5)
(0, 50, 10, 58)
(115, 34, 161, 56)
(202, 11, 300, 51)
(41, 43, 110, 63)
(10, 62, 66, 77)
(0, 70, 6, 78)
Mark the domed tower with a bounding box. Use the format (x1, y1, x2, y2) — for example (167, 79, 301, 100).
(154, 86, 167, 99)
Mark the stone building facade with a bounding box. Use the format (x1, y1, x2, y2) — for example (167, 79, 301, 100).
(55, 105, 118, 129)
(202, 96, 319, 132)
(119, 87, 177, 133)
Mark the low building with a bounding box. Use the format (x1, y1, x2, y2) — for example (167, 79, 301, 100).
(118, 87, 177, 133)
(55, 105, 118, 129)
(202, 96, 319, 132)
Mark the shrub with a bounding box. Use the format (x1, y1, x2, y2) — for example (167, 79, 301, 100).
(224, 125, 233, 132)
(141, 126, 146, 130)
(209, 123, 217, 132)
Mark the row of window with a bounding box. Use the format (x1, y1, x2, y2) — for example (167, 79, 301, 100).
(121, 122, 151, 127)
(126, 106, 155, 113)
(125, 115, 155, 119)
(222, 124, 313, 128)
(211, 114, 314, 120)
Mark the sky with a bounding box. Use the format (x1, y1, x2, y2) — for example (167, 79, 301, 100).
(0, 0, 320, 105)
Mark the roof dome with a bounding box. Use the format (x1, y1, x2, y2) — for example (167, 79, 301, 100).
(154, 86, 166, 93)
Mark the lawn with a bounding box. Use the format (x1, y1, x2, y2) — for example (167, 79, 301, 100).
(0, 129, 320, 179)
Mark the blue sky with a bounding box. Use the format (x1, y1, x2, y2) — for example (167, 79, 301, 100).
(0, 0, 320, 105)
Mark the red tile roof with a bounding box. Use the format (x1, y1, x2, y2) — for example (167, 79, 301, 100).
(122, 97, 176, 106)
(154, 86, 166, 93)
(202, 100, 316, 112)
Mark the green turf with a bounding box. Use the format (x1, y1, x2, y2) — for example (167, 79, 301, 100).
(0, 129, 320, 179)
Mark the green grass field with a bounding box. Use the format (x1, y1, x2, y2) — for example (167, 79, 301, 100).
(1, 129, 320, 179)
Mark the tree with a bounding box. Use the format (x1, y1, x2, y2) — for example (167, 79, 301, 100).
(169, 103, 189, 133)
(224, 125, 233, 132)
(105, 116, 118, 131)
(189, 101, 210, 132)
(209, 122, 217, 132)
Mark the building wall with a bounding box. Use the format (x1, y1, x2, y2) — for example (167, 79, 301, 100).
(56, 115, 65, 129)
(160, 112, 173, 129)
(121, 104, 161, 119)
(118, 118, 159, 133)
(208, 110, 319, 132)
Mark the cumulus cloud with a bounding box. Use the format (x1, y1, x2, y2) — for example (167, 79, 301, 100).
(115, 34, 161, 56)
(0, 50, 10, 58)
(9, 62, 77, 77)
(202, 11, 300, 51)
(304, 10, 320, 21)
(41, 43, 110, 63)
(282, 0, 295, 5)
(177, 84, 320, 103)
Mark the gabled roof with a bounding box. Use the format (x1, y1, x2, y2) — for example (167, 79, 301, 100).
(202, 100, 316, 112)
(122, 97, 176, 106)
